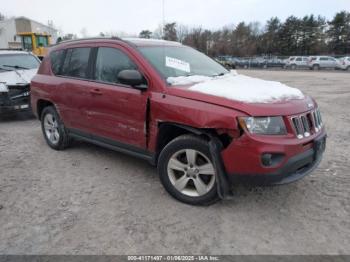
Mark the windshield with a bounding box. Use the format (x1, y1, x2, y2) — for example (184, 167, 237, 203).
(0, 54, 40, 71)
(138, 46, 228, 84)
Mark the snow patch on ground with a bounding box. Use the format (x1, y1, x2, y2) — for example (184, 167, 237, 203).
(167, 70, 304, 103)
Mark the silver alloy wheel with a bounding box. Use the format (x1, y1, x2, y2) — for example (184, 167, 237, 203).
(43, 113, 60, 145)
(167, 149, 216, 197)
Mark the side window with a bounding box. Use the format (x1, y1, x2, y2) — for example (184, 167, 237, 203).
(303, 58, 308, 61)
(22, 36, 33, 51)
(50, 50, 64, 75)
(94, 47, 137, 84)
(61, 48, 91, 79)
(320, 57, 327, 61)
(296, 58, 302, 61)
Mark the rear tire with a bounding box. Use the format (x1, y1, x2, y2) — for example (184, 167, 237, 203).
(41, 106, 71, 150)
(313, 64, 320, 70)
(158, 135, 219, 205)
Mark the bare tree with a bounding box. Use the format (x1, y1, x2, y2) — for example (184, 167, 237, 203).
(163, 22, 178, 41)
(0, 12, 5, 21)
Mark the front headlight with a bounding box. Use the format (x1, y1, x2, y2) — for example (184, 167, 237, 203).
(0, 83, 8, 92)
(239, 116, 287, 135)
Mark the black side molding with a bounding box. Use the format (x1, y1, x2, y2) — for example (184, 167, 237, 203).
(68, 129, 155, 164)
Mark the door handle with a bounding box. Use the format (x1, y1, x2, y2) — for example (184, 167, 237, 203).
(90, 88, 103, 96)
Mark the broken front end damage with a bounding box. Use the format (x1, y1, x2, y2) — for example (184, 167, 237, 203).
(149, 93, 244, 199)
(0, 84, 31, 114)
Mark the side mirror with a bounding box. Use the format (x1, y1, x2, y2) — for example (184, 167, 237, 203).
(117, 70, 147, 90)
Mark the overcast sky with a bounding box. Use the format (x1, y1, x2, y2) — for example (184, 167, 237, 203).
(2, 0, 350, 36)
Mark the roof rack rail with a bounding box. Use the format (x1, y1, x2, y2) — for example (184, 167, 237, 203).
(56, 36, 124, 45)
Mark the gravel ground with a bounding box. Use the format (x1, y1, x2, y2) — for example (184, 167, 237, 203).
(0, 70, 349, 255)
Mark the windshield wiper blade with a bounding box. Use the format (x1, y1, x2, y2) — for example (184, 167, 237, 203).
(3, 65, 29, 70)
(0, 66, 13, 72)
(212, 72, 226, 77)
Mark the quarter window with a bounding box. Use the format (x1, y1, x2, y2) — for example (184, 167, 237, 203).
(61, 48, 91, 78)
(94, 47, 137, 84)
(50, 50, 64, 75)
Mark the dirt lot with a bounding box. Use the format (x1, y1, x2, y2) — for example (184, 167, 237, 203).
(0, 70, 349, 255)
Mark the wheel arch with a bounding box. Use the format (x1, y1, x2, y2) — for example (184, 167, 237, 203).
(37, 99, 55, 119)
(154, 122, 233, 164)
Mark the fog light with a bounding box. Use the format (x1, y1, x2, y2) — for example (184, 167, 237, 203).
(262, 154, 272, 166)
(261, 153, 284, 167)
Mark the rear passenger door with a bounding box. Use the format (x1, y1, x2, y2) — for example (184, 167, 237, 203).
(86, 46, 148, 149)
(58, 47, 94, 131)
(302, 57, 308, 67)
(328, 57, 337, 68)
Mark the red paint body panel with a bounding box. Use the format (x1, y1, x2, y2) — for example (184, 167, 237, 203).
(31, 38, 326, 179)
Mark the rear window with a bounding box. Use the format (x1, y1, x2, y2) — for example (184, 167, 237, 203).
(50, 50, 64, 75)
(61, 48, 91, 79)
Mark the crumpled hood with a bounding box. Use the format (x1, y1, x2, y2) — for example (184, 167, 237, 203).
(0, 69, 37, 86)
(166, 72, 316, 116)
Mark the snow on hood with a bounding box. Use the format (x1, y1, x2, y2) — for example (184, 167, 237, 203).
(167, 70, 305, 103)
(0, 68, 38, 86)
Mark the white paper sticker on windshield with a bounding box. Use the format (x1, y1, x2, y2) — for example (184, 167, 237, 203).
(165, 56, 191, 73)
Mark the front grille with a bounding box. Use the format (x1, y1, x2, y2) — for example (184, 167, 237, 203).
(7, 85, 30, 100)
(0, 85, 30, 107)
(291, 109, 323, 139)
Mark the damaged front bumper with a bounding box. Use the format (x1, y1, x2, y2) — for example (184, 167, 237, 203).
(209, 130, 326, 199)
(228, 136, 326, 185)
(0, 85, 30, 114)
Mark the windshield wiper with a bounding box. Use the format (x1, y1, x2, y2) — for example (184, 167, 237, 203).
(2, 65, 30, 70)
(211, 72, 226, 77)
(0, 66, 13, 72)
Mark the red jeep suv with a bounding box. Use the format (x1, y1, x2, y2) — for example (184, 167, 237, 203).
(31, 38, 326, 205)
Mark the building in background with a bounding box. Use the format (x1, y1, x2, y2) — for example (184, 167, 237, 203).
(0, 16, 58, 49)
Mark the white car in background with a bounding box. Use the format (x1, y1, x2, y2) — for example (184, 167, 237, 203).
(308, 56, 338, 70)
(336, 57, 350, 71)
(285, 56, 309, 69)
(0, 50, 40, 115)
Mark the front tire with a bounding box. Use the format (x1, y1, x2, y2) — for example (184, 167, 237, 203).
(158, 135, 219, 205)
(41, 106, 71, 150)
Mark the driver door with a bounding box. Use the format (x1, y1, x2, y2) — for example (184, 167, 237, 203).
(85, 46, 148, 149)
